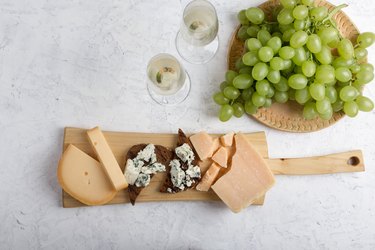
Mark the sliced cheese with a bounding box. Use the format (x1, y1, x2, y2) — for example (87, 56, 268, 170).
(211, 147, 228, 168)
(211, 137, 221, 155)
(87, 127, 128, 191)
(190, 131, 216, 160)
(211, 133, 275, 213)
(196, 162, 221, 192)
(220, 132, 234, 147)
(57, 144, 117, 206)
(198, 158, 213, 174)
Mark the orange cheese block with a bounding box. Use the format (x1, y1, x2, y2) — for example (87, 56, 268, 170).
(211, 133, 275, 213)
(211, 147, 229, 168)
(220, 132, 234, 147)
(87, 127, 128, 191)
(190, 131, 216, 160)
(196, 162, 221, 192)
(57, 144, 117, 206)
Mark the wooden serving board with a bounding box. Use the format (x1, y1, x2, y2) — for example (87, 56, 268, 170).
(62, 127, 365, 208)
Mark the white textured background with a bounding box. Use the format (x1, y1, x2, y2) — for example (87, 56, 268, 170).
(1, 0, 374, 249)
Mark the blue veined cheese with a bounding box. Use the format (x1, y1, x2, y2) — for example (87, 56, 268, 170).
(170, 159, 186, 190)
(124, 159, 140, 185)
(186, 164, 201, 179)
(175, 143, 195, 163)
(135, 173, 150, 187)
(135, 144, 157, 163)
(141, 162, 166, 175)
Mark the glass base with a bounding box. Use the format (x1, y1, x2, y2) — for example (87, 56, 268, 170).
(175, 32, 219, 64)
(147, 71, 191, 105)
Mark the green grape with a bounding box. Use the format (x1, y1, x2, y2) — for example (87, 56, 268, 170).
(357, 32, 375, 48)
(325, 86, 338, 103)
(314, 46, 332, 65)
(237, 25, 249, 40)
(303, 102, 318, 120)
(252, 62, 269, 81)
(246, 38, 262, 51)
(356, 96, 374, 112)
(239, 67, 253, 75)
(332, 57, 355, 68)
(256, 80, 271, 96)
(270, 57, 284, 71)
(288, 74, 308, 89)
(280, 0, 297, 9)
(274, 91, 289, 103)
(301, 61, 316, 77)
(266, 86, 275, 98)
(235, 57, 246, 70)
(350, 64, 361, 74)
(267, 37, 282, 53)
(261, 24, 272, 33)
(306, 34, 322, 53)
(290, 30, 308, 48)
(302, 0, 314, 6)
(232, 102, 245, 117)
(343, 101, 359, 117)
(310, 6, 328, 21)
(295, 87, 311, 104)
(213, 92, 230, 105)
(238, 10, 250, 25)
(257, 30, 272, 45)
(339, 86, 359, 102)
(226, 70, 238, 84)
(219, 104, 234, 122)
(309, 83, 325, 101)
(223, 86, 241, 99)
(316, 97, 331, 114)
(247, 25, 260, 37)
(360, 63, 374, 72)
(335, 67, 352, 82)
(332, 100, 344, 112)
(252, 92, 266, 106)
(282, 28, 296, 42)
(264, 98, 273, 107)
(220, 81, 230, 91)
(246, 7, 265, 24)
(241, 88, 253, 100)
(354, 48, 368, 60)
(279, 46, 295, 60)
(279, 24, 294, 33)
(245, 100, 258, 114)
(292, 47, 307, 66)
(242, 51, 260, 66)
(356, 70, 374, 84)
(274, 76, 289, 91)
(288, 88, 296, 101)
(272, 32, 283, 39)
(337, 39, 354, 59)
(267, 70, 281, 84)
(319, 107, 333, 120)
(282, 59, 293, 70)
(317, 27, 338, 45)
(294, 66, 303, 74)
(293, 19, 305, 31)
(293, 5, 309, 20)
(328, 37, 340, 48)
(233, 74, 253, 89)
(315, 65, 335, 84)
(277, 8, 295, 25)
(258, 46, 274, 62)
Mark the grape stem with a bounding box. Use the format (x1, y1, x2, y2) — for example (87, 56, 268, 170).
(322, 4, 348, 24)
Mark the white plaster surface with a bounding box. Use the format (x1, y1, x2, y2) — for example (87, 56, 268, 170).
(0, 0, 375, 249)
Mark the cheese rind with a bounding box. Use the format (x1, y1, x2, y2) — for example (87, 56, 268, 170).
(87, 127, 128, 191)
(58, 144, 117, 206)
(211, 147, 228, 168)
(196, 163, 221, 192)
(212, 133, 275, 213)
(220, 132, 234, 147)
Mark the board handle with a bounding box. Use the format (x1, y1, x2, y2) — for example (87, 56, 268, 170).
(266, 150, 365, 175)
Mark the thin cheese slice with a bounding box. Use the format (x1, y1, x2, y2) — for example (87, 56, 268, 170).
(220, 132, 234, 147)
(57, 144, 117, 205)
(196, 162, 221, 192)
(211, 147, 229, 168)
(211, 133, 275, 213)
(190, 131, 214, 160)
(87, 127, 128, 191)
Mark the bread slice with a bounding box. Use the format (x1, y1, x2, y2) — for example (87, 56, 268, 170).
(160, 129, 201, 193)
(125, 144, 172, 205)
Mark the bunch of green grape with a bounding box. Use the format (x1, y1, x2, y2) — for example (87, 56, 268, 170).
(213, 0, 375, 122)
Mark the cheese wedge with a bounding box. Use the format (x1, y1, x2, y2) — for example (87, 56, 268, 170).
(211, 133, 275, 213)
(220, 132, 234, 147)
(196, 162, 221, 192)
(190, 131, 216, 160)
(211, 147, 228, 168)
(57, 144, 117, 206)
(87, 127, 128, 191)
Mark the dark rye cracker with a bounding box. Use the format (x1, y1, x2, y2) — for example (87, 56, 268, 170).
(126, 144, 173, 205)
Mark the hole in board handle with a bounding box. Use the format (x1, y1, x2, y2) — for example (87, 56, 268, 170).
(347, 156, 360, 166)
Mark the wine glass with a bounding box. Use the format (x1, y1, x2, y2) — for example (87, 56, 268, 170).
(175, 0, 219, 64)
(146, 53, 191, 105)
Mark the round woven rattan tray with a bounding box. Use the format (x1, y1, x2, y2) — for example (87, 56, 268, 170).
(228, 0, 360, 132)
